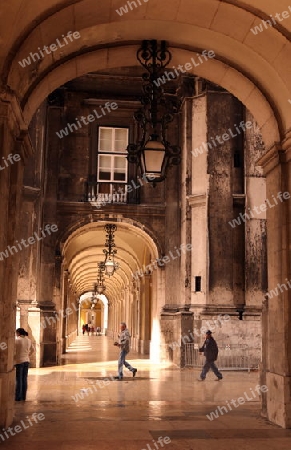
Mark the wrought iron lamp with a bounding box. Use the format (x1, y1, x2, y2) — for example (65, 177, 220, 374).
(127, 40, 181, 183)
(90, 284, 99, 309)
(103, 224, 119, 277)
(95, 262, 106, 294)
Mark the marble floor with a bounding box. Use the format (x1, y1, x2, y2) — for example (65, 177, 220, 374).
(3, 335, 291, 449)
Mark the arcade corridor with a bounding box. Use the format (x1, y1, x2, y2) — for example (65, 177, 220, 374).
(1, 0, 291, 434)
(3, 335, 291, 450)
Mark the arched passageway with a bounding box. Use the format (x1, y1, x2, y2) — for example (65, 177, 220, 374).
(58, 219, 162, 357)
(0, 0, 291, 432)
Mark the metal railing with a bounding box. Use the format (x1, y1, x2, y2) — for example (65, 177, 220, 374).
(185, 343, 260, 372)
(88, 191, 127, 204)
(85, 181, 140, 205)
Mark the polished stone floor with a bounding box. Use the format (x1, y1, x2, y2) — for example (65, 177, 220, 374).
(3, 335, 291, 449)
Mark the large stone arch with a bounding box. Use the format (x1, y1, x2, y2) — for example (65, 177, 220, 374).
(14, 43, 281, 149)
(1, 0, 290, 145)
(0, 0, 291, 430)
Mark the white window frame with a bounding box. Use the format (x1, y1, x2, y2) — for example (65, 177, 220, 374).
(97, 126, 129, 184)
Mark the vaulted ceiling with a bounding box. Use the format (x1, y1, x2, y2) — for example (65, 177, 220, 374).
(62, 220, 159, 299)
(0, 0, 291, 150)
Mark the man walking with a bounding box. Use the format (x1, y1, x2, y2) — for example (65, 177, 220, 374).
(198, 330, 223, 381)
(114, 322, 137, 380)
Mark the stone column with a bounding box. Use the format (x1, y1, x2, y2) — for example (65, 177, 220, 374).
(160, 306, 193, 367)
(186, 89, 210, 344)
(130, 280, 139, 352)
(27, 304, 41, 368)
(188, 91, 209, 309)
(206, 91, 244, 307)
(258, 135, 291, 428)
(189, 84, 265, 350)
(17, 103, 47, 368)
(160, 78, 194, 364)
(0, 93, 33, 427)
(61, 270, 69, 355)
(140, 274, 150, 354)
(65, 287, 78, 348)
(37, 104, 60, 366)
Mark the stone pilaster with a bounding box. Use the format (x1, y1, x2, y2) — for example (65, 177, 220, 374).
(139, 276, 151, 354)
(0, 92, 33, 427)
(160, 306, 193, 367)
(257, 134, 291, 428)
(188, 91, 209, 307)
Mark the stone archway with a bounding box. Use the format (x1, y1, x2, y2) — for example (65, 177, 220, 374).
(1, 2, 290, 148)
(0, 0, 291, 430)
(57, 218, 163, 357)
(79, 292, 108, 334)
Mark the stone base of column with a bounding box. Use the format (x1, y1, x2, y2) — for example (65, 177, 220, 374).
(65, 330, 78, 349)
(130, 337, 150, 355)
(27, 305, 41, 368)
(265, 372, 291, 428)
(161, 306, 194, 367)
(0, 370, 15, 428)
(138, 339, 150, 354)
(193, 305, 262, 366)
(39, 303, 58, 367)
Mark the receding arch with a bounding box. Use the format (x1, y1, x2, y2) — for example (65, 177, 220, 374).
(3, 3, 290, 148)
(16, 43, 281, 148)
(60, 217, 162, 297)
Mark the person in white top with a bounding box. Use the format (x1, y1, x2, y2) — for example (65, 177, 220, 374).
(15, 328, 34, 401)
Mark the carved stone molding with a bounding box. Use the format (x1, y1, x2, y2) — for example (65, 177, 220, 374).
(187, 193, 207, 208)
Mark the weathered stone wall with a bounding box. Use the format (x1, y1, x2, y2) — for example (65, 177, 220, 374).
(187, 85, 264, 365)
(207, 91, 244, 304)
(0, 95, 33, 427)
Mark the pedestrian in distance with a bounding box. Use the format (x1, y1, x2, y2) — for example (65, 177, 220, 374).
(113, 322, 137, 380)
(198, 330, 223, 381)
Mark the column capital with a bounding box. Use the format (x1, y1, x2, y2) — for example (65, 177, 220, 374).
(186, 193, 207, 207)
(0, 87, 27, 128)
(0, 88, 34, 162)
(256, 142, 282, 175)
(16, 129, 34, 161)
(281, 128, 291, 155)
(257, 130, 291, 175)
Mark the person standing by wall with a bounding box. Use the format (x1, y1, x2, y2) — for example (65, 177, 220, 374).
(114, 322, 137, 380)
(15, 328, 34, 401)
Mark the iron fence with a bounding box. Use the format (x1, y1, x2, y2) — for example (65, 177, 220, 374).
(185, 343, 260, 372)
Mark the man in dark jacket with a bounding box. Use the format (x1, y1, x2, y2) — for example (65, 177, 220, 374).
(198, 330, 223, 381)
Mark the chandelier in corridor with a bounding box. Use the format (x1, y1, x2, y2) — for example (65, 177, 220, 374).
(95, 262, 106, 295)
(90, 283, 99, 309)
(102, 224, 119, 277)
(127, 39, 181, 183)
